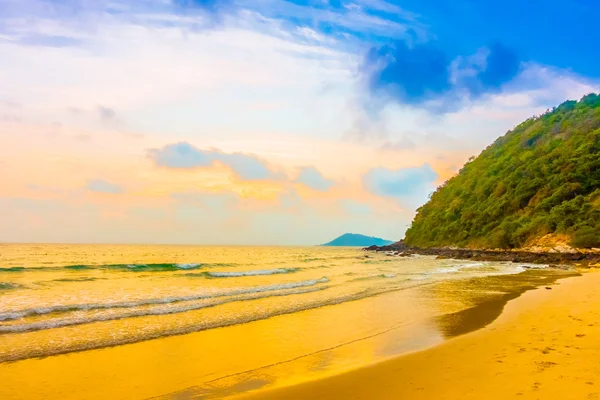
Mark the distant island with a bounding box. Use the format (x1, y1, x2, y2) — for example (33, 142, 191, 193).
(405, 93, 600, 251)
(321, 233, 394, 247)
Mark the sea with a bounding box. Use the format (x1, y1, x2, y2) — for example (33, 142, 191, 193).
(0, 244, 575, 399)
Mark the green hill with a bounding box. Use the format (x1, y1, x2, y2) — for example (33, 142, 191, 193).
(322, 233, 394, 247)
(405, 94, 600, 250)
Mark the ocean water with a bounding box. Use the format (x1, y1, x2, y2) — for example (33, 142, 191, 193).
(0, 244, 574, 399)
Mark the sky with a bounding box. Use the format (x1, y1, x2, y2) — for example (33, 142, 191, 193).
(0, 0, 599, 245)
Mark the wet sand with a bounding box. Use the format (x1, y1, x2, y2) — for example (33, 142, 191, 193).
(236, 270, 600, 400)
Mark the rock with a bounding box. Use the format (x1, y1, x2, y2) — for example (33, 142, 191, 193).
(363, 244, 600, 266)
(545, 287, 552, 290)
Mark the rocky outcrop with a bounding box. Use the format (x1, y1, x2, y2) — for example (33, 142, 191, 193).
(364, 241, 600, 266)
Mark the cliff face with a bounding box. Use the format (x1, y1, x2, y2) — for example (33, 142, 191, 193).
(405, 94, 600, 250)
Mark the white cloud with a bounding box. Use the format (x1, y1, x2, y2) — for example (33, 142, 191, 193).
(348, 62, 600, 157)
(0, 5, 358, 140)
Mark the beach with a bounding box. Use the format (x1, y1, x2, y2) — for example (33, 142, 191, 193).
(0, 244, 589, 399)
(237, 269, 600, 400)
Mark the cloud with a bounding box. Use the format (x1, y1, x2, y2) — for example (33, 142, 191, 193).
(148, 142, 279, 181)
(149, 142, 213, 168)
(171, 190, 239, 211)
(97, 106, 117, 122)
(17, 34, 82, 48)
(86, 179, 124, 194)
(294, 166, 334, 191)
(173, 0, 227, 7)
(452, 42, 521, 97)
(2, 101, 21, 109)
(172, 0, 233, 16)
(0, 114, 22, 123)
(0, 1, 356, 137)
(363, 163, 437, 207)
(380, 137, 416, 151)
(234, 0, 419, 42)
(95, 105, 127, 130)
(363, 40, 523, 110)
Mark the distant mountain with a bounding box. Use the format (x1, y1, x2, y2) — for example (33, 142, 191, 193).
(321, 233, 394, 247)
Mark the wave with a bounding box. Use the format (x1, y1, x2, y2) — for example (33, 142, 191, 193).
(64, 265, 92, 270)
(52, 277, 103, 283)
(0, 282, 21, 290)
(203, 268, 300, 278)
(1, 263, 206, 273)
(0, 286, 328, 334)
(93, 263, 204, 272)
(361, 259, 395, 264)
(0, 277, 329, 322)
(349, 273, 397, 282)
(511, 264, 549, 273)
(0, 267, 27, 273)
(174, 263, 203, 269)
(0, 279, 435, 363)
(516, 263, 549, 269)
(1, 262, 262, 273)
(432, 267, 461, 274)
(430, 262, 486, 274)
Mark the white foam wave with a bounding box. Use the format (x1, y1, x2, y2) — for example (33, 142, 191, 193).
(432, 267, 460, 274)
(0, 279, 436, 363)
(0, 285, 328, 334)
(206, 268, 299, 277)
(175, 263, 202, 269)
(430, 262, 487, 274)
(0, 277, 328, 322)
(517, 263, 549, 269)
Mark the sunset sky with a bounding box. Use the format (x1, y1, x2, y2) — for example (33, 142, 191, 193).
(1, 0, 599, 245)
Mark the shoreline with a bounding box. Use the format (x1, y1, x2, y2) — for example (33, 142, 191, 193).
(364, 243, 600, 266)
(234, 269, 600, 400)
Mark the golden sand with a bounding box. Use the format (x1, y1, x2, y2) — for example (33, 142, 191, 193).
(236, 270, 600, 400)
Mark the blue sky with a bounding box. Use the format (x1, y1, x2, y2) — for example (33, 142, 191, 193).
(0, 0, 598, 244)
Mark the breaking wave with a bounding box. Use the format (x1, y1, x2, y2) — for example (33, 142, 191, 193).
(430, 262, 487, 274)
(0, 267, 27, 273)
(0, 282, 21, 290)
(203, 268, 300, 278)
(0, 279, 439, 363)
(1, 263, 205, 273)
(0, 285, 328, 334)
(0, 277, 329, 322)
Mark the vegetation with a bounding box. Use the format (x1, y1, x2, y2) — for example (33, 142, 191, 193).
(405, 94, 600, 249)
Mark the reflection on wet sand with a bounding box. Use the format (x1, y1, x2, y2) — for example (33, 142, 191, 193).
(156, 270, 576, 399)
(434, 269, 578, 338)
